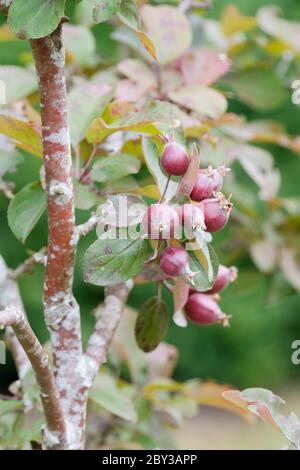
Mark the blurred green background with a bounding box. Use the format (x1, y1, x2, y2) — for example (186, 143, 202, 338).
(1, 0, 300, 392)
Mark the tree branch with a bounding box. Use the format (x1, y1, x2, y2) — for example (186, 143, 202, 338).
(0, 256, 31, 392)
(9, 247, 47, 280)
(85, 283, 131, 384)
(0, 305, 67, 449)
(31, 27, 83, 448)
(72, 214, 100, 246)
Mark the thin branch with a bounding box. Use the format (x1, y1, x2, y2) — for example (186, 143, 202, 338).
(0, 255, 31, 398)
(72, 214, 100, 246)
(85, 283, 131, 384)
(0, 305, 67, 449)
(159, 174, 171, 203)
(9, 247, 47, 280)
(79, 145, 98, 183)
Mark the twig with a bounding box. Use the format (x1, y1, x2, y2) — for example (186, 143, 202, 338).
(0, 305, 67, 449)
(159, 174, 171, 203)
(9, 248, 47, 280)
(85, 283, 131, 384)
(79, 144, 98, 183)
(0, 255, 31, 401)
(72, 214, 100, 246)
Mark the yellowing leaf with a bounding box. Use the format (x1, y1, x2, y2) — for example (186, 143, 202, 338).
(0, 115, 42, 157)
(87, 101, 174, 144)
(222, 5, 256, 36)
(136, 30, 157, 61)
(223, 388, 300, 449)
(87, 117, 159, 144)
(133, 184, 160, 199)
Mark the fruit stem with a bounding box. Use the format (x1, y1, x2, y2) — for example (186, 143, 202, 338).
(157, 282, 162, 300)
(159, 174, 171, 203)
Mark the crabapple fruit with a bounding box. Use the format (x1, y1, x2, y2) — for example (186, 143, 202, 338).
(161, 141, 190, 176)
(185, 293, 230, 326)
(206, 265, 238, 294)
(190, 170, 214, 201)
(177, 203, 205, 238)
(199, 194, 232, 232)
(159, 246, 189, 276)
(142, 203, 180, 240)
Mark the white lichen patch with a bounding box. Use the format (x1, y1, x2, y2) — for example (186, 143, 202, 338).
(45, 128, 69, 146)
(41, 426, 61, 450)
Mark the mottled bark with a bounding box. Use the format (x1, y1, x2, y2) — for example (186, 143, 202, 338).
(0, 305, 67, 449)
(31, 28, 84, 448)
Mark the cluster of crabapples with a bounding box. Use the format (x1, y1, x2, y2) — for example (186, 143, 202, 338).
(142, 137, 237, 327)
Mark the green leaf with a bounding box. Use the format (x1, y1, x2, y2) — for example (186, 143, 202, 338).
(226, 68, 288, 112)
(13, 408, 44, 446)
(68, 81, 113, 146)
(8, 182, 46, 243)
(91, 154, 141, 182)
(187, 243, 219, 291)
(89, 371, 137, 423)
(0, 148, 23, 177)
(74, 181, 97, 210)
(0, 66, 37, 104)
(118, 0, 140, 30)
(135, 296, 169, 352)
(63, 25, 96, 67)
(0, 400, 23, 417)
(92, 0, 121, 23)
(8, 0, 66, 40)
(142, 137, 177, 199)
(84, 232, 151, 286)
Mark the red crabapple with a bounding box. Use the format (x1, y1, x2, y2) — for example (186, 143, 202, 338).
(185, 293, 230, 326)
(159, 246, 189, 276)
(190, 170, 214, 201)
(206, 264, 238, 294)
(161, 141, 190, 176)
(142, 203, 180, 240)
(199, 193, 232, 232)
(177, 203, 206, 238)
